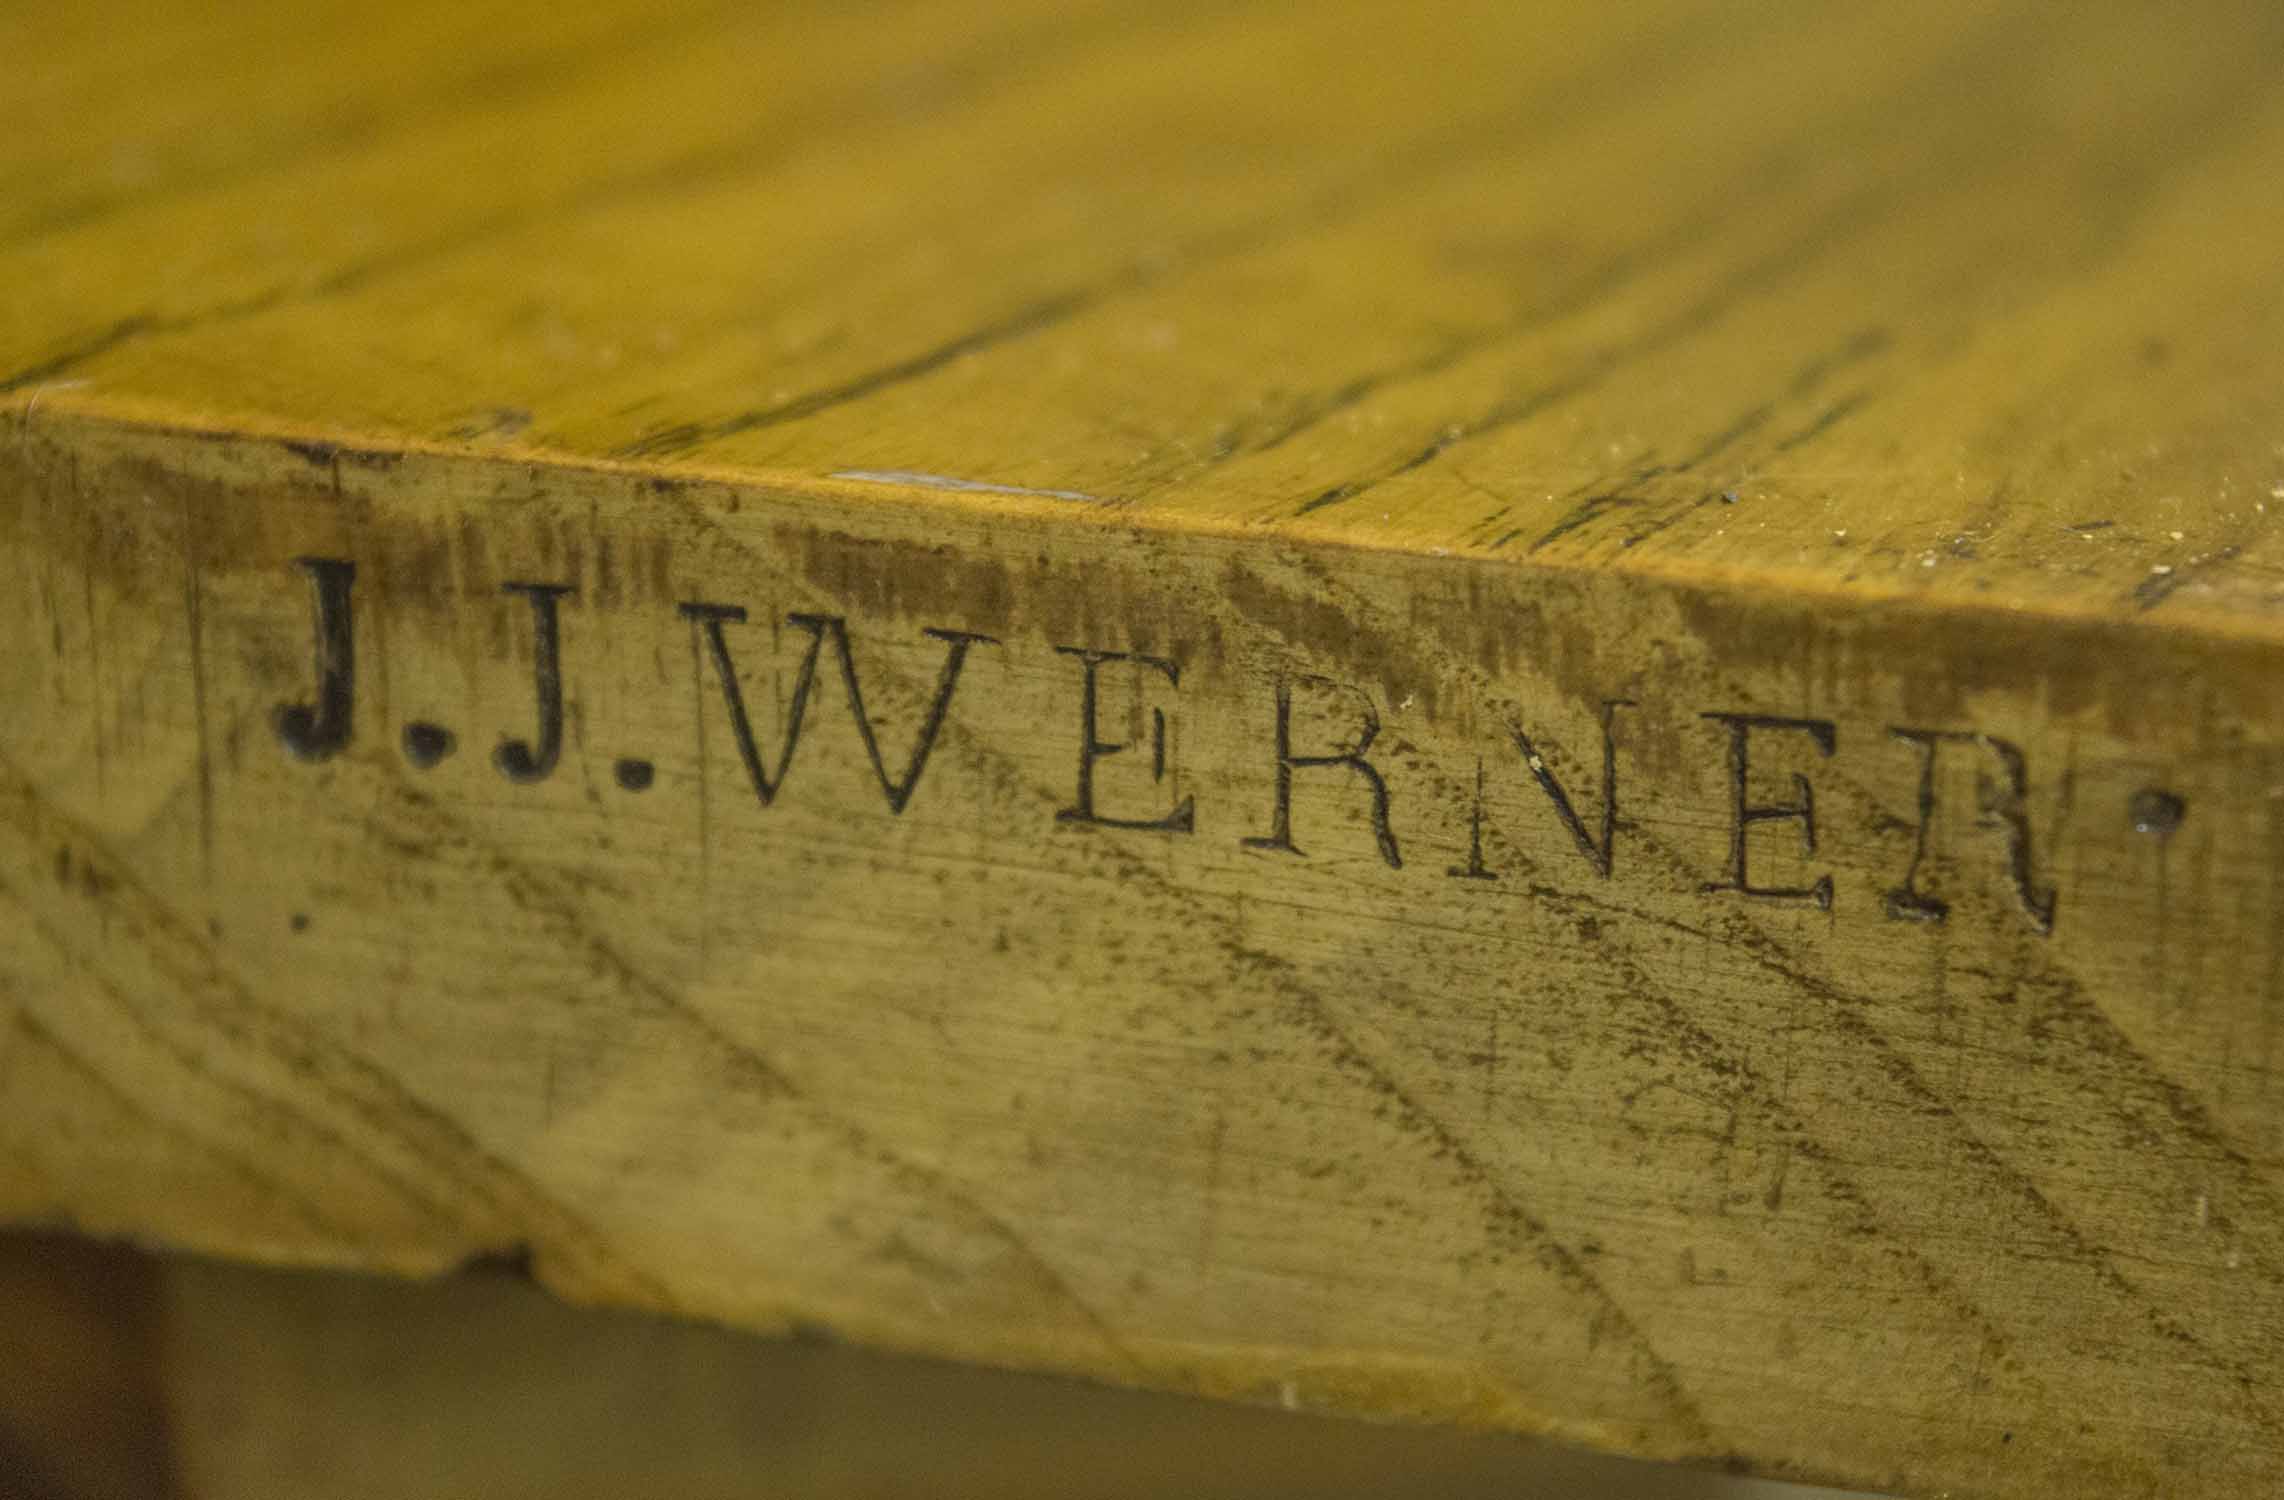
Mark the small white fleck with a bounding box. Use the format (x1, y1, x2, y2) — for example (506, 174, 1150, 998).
(1526, 754, 1546, 774)
(2170, 530, 2185, 541)
(2271, 486, 2284, 499)
(1280, 1380, 1299, 1411)
(2150, 564, 2174, 575)
(1922, 556, 1937, 568)
(1832, 529, 1848, 540)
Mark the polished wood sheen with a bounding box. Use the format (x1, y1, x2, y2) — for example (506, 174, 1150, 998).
(6, 2, 2284, 1496)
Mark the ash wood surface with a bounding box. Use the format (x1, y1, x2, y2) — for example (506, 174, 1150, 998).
(5, 3, 2284, 1497)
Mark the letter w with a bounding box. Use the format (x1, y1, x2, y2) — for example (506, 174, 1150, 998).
(680, 604, 997, 814)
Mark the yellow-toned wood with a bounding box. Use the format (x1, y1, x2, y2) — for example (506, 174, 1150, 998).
(12, 0, 2284, 631)
(5, 3, 2284, 1497)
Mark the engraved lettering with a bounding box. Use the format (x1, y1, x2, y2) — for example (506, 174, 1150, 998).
(1242, 674, 1402, 869)
(260, 544, 2132, 949)
(799, 613, 999, 815)
(681, 601, 804, 803)
(273, 557, 356, 762)
(1885, 729, 2057, 934)
(495, 581, 574, 783)
(1053, 647, 1194, 832)
(1885, 729, 1947, 924)
(1982, 733, 2059, 933)
(680, 603, 997, 814)
(1448, 758, 1496, 880)
(1511, 698, 1635, 879)
(1702, 713, 1835, 908)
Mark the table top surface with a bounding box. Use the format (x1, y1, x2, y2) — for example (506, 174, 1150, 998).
(10, 0, 2284, 636)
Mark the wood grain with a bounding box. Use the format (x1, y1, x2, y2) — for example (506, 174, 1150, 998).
(4, 3, 2283, 1497)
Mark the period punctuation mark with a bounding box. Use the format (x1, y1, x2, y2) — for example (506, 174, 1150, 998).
(403, 722, 456, 768)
